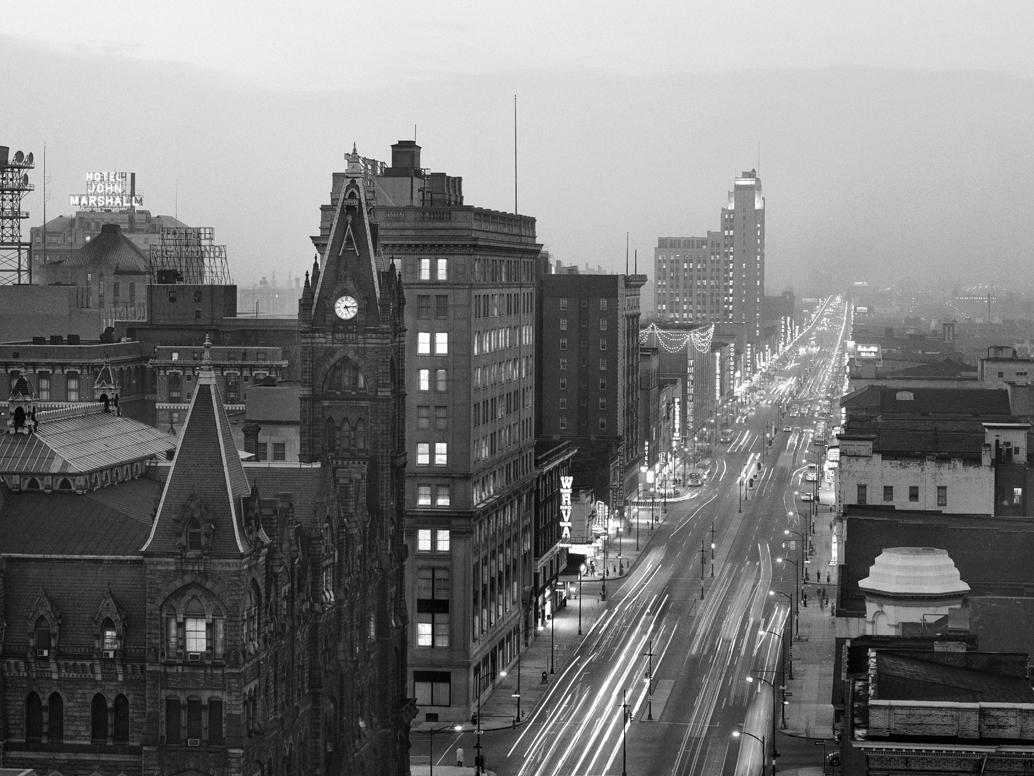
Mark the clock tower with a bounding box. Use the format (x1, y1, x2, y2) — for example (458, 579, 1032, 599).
(298, 145, 414, 772)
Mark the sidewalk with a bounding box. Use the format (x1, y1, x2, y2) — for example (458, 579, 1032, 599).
(775, 502, 840, 775)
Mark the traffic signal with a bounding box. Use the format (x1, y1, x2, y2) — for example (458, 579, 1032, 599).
(471, 713, 478, 726)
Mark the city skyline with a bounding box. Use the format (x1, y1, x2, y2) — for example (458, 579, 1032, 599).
(4, 3, 1033, 290)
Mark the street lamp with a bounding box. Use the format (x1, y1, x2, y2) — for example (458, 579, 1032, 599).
(747, 671, 783, 754)
(732, 729, 766, 776)
(578, 563, 586, 635)
(473, 670, 486, 776)
(642, 638, 654, 720)
(777, 557, 801, 638)
(620, 689, 630, 776)
(738, 475, 744, 513)
(428, 723, 463, 776)
(761, 611, 793, 681)
(784, 528, 806, 575)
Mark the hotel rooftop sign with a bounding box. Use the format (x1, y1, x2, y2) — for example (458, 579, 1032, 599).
(70, 172, 143, 211)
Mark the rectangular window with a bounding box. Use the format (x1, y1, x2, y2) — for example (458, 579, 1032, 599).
(909, 486, 919, 502)
(560, 358, 568, 370)
(599, 397, 607, 410)
(255, 443, 268, 462)
(435, 295, 448, 317)
(417, 295, 431, 319)
(599, 417, 607, 430)
(67, 372, 79, 401)
(186, 617, 206, 653)
(413, 671, 451, 706)
(436, 369, 447, 391)
(599, 358, 607, 370)
(599, 338, 607, 350)
(559, 298, 568, 310)
(559, 338, 568, 351)
(436, 258, 448, 280)
(417, 443, 430, 465)
(436, 529, 451, 552)
(435, 332, 448, 354)
(37, 373, 50, 400)
(857, 484, 868, 505)
(418, 485, 432, 505)
(883, 485, 893, 502)
(937, 486, 947, 507)
(418, 406, 431, 429)
(418, 332, 431, 354)
(419, 369, 430, 391)
(166, 698, 181, 745)
(600, 378, 607, 391)
(435, 406, 448, 430)
(435, 443, 448, 466)
(209, 699, 223, 745)
(420, 258, 431, 280)
(559, 378, 567, 389)
(273, 443, 286, 461)
(559, 417, 567, 429)
(187, 698, 202, 741)
(418, 529, 432, 551)
(559, 397, 567, 409)
(560, 318, 568, 330)
(436, 485, 451, 506)
(600, 299, 608, 310)
(599, 318, 608, 330)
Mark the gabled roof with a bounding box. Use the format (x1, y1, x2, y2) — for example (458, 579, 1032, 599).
(883, 358, 978, 379)
(0, 403, 176, 475)
(844, 385, 1011, 417)
(62, 223, 149, 273)
(141, 341, 251, 557)
(875, 652, 1034, 703)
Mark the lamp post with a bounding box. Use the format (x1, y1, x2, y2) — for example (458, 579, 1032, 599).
(739, 475, 744, 513)
(550, 594, 555, 673)
(732, 729, 766, 776)
(777, 557, 801, 638)
(784, 528, 806, 575)
(474, 670, 485, 776)
(577, 563, 585, 635)
(762, 607, 793, 681)
(650, 484, 656, 527)
(747, 672, 782, 754)
(620, 689, 630, 776)
(428, 723, 463, 776)
(601, 530, 608, 602)
(642, 638, 654, 720)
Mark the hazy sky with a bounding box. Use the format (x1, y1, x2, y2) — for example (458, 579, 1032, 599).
(4, 1, 1033, 291)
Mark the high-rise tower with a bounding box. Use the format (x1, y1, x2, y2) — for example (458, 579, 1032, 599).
(722, 169, 765, 367)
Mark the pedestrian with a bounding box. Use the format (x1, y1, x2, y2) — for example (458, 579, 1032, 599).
(826, 571, 830, 584)
(456, 746, 464, 768)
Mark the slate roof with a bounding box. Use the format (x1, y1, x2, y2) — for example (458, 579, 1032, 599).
(875, 652, 1034, 703)
(60, 223, 150, 273)
(142, 353, 251, 557)
(0, 477, 157, 556)
(883, 359, 978, 379)
(244, 464, 322, 527)
(4, 556, 148, 650)
(875, 387, 1010, 416)
(0, 404, 176, 475)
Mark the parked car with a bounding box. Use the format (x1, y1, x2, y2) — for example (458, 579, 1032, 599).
(800, 492, 814, 501)
(782, 425, 792, 432)
(687, 472, 703, 487)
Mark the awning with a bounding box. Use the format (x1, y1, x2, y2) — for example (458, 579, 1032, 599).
(558, 552, 588, 580)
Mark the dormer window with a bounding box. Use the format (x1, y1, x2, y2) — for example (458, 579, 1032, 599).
(102, 619, 118, 652)
(186, 520, 203, 552)
(35, 617, 52, 656)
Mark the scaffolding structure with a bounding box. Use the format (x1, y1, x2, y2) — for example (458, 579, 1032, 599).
(149, 226, 232, 285)
(0, 145, 34, 286)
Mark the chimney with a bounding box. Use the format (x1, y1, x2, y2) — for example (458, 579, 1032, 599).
(391, 140, 421, 172)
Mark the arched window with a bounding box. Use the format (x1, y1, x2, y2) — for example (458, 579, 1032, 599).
(25, 477, 40, 491)
(113, 694, 129, 742)
(325, 358, 367, 394)
(57, 478, 73, 491)
(184, 598, 206, 654)
(101, 618, 118, 652)
(25, 692, 42, 742)
(340, 418, 353, 451)
(91, 693, 108, 742)
(35, 616, 52, 655)
(245, 581, 261, 650)
(186, 520, 203, 552)
(48, 692, 64, 742)
(355, 418, 367, 452)
(324, 417, 337, 454)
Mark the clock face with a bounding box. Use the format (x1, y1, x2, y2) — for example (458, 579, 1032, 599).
(334, 295, 358, 320)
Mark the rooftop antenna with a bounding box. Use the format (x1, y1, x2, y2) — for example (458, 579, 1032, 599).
(175, 179, 178, 221)
(414, 124, 417, 142)
(634, 249, 638, 275)
(514, 95, 518, 215)
(626, 232, 629, 274)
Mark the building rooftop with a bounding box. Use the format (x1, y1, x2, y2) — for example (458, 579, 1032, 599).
(0, 403, 176, 476)
(875, 652, 1034, 703)
(57, 223, 149, 273)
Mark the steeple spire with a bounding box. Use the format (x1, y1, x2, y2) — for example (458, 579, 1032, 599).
(141, 337, 250, 556)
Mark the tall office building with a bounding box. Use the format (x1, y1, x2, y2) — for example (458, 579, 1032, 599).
(653, 169, 765, 369)
(723, 170, 765, 360)
(359, 142, 542, 723)
(537, 273, 647, 520)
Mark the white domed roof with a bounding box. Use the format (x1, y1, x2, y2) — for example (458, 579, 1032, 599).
(859, 547, 970, 597)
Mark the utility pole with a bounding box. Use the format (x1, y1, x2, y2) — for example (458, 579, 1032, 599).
(642, 638, 654, 720)
(700, 541, 706, 599)
(710, 521, 717, 577)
